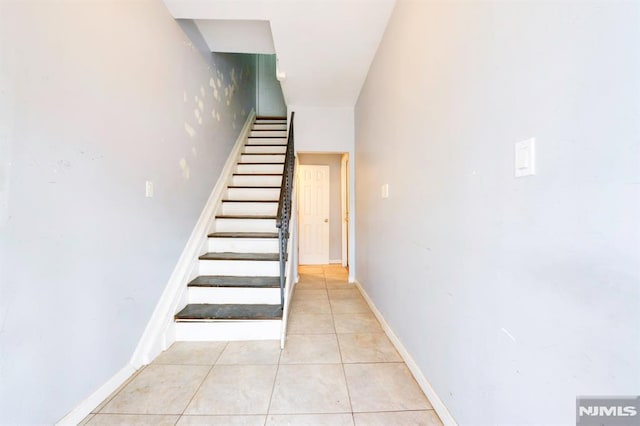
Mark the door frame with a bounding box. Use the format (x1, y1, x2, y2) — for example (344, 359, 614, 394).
(340, 153, 349, 267)
(296, 152, 351, 269)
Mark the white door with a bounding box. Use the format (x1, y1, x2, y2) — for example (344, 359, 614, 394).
(298, 165, 330, 264)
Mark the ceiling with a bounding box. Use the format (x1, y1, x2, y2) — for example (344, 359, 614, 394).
(194, 20, 275, 54)
(163, 0, 396, 108)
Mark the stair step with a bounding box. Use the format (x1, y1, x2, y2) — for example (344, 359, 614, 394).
(256, 116, 287, 120)
(236, 163, 284, 174)
(199, 252, 279, 261)
(252, 124, 287, 131)
(208, 232, 278, 238)
(207, 230, 279, 252)
(250, 131, 286, 137)
(238, 162, 285, 165)
(240, 154, 285, 164)
(226, 187, 279, 201)
(216, 214, 276, 219)
(245, 139, 287, 146)
(222, 199, 279, 202)
(247, 136, 287, 140)
(188, 275, 280, 288)
(244, 145, 287, 154)
(220, 201, 277, 216)
(227, 186, 281, 189)
(175, 304, 283, 321)
(214, 217, 276, 233)
(232, 175, 283, 187)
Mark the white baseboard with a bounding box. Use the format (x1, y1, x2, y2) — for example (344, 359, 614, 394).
(129, 111, 256, 368)
(329, 259, 342, 264)
(55, 363, 137, 426)
(354, 280, 458, 426)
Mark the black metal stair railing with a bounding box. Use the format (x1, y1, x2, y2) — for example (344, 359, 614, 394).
(276, 111, 295, 308)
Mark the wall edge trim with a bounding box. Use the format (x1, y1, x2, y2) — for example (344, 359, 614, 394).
(354, 279, 458, 426)
(55, 363, 137, 426)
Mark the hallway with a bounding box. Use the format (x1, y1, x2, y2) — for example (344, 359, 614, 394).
(81, 265, 442, 425)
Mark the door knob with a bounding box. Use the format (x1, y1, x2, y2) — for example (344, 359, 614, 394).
(324, 219, 328, 223)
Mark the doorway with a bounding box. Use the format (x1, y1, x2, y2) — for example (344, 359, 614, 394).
(297, 154, 350, 267)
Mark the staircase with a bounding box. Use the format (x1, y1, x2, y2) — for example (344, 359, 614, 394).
(174, 116, 290, 341)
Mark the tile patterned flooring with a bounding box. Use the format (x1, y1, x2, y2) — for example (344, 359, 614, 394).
(84, 265, 442, 425)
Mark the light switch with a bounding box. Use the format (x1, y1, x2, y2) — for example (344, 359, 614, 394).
(515, 138, 535, 177)
(145, 180, 154, 198)
(381, 184, 389, 199)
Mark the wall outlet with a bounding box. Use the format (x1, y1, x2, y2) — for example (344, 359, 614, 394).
(145, 180, 154, 198)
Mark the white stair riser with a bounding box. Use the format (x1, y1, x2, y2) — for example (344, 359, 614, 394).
(221, 202, 277, 215)
(240, 154, 285, 163)
(188, 287, 280, 304)
(175, 320, 282, 341)
(237, 163, 284, 174)
(244, 145, 287, 154)
(198, 259, 279, 276)
(253, 124, 287, 131)
(227, 188, 280, 200)
(250, 130, 287, 137)
(232, 175, 283, 186)
(208, 237, 279, 253)
(246, 138, 287, 145)
(255, 119, 287, 124)
(215, 218, 277, 233)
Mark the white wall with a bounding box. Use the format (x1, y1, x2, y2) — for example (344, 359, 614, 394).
(355, 0, 639, 424)
(257, 54, 287, 117)
(298, 154, 343, 262)
(0, 1, 255, 424)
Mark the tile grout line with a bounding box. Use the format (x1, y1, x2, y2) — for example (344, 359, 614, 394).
(175, 341, 230, 423)
(264, 305, 285, 424)
(325, 266, 357, 423)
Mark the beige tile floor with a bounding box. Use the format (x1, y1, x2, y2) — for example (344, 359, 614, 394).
(84, 265, 442, 426)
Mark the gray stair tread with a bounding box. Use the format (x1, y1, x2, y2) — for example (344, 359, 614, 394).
(208, 232, 278, 238)
(175, 304, 283, 321)
(188, 275, 280, 288)
(238, 162, 285, 165)
(245, 143, 286, 147)
(227, 186, 281, 189)
(233, 173, 283, 176)
(199, 252, 279, 261)
(222, 199, 279, 203)
(215, 214, 276, 219)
